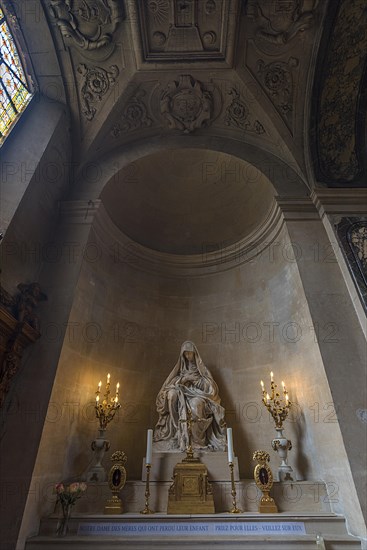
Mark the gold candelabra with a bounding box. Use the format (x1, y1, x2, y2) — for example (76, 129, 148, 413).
(261, 372, 294, 481)
(261, 372, 291, 429)
(95, 373, 121, 429)
(83, 374, 121, 482)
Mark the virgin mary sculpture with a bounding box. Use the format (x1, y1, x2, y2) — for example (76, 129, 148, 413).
(153, 341, 226, 452)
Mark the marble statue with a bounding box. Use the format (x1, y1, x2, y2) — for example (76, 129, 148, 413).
(153, 341, 226, 452)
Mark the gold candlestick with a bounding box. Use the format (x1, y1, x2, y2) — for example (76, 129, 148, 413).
(140, 463, 154, 514)
(228, 462, 242, 513)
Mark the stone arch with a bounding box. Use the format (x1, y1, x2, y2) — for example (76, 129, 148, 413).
(74, 134, 310, 201)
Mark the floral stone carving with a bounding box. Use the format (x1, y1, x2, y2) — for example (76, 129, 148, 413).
(160, 75, 213, 133)
(112, 90, 153, 136)
(78, 63, 119, 121)
(257, 57, 299, 129)
(49, 0, 125, 50)
(225, 88, 265, 134)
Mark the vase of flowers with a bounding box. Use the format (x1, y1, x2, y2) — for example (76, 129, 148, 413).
(54, 482, 87, 536)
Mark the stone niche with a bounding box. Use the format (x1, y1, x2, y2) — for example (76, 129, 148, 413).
(27, 150, 356, 535)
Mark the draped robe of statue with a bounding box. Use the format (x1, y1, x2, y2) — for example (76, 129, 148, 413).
(153, 341, 226, 452)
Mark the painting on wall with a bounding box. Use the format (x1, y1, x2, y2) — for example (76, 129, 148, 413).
(335, 217, 367, 312)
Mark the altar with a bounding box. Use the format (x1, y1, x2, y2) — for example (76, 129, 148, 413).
(25, 481, 361, 549)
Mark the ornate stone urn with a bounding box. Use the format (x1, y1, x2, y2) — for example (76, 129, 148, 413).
(271, 427, 293, 481)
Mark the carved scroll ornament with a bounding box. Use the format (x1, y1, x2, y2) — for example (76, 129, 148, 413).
(246, 0, 318, 45)
(49, 0, 125, 50)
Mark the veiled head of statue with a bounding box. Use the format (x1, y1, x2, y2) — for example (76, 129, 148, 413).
(181, 341, 197, 363)
(181, 341, 195, 353)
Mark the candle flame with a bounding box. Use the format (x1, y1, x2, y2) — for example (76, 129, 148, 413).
(260, 380, 264, 388)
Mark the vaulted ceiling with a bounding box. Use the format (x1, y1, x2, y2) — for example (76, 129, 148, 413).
(10, 0, 367, 190)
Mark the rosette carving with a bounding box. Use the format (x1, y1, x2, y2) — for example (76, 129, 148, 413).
(112, 90, 153, 136)
(225, 88, 265, 134)
(78, 63, 119, 121)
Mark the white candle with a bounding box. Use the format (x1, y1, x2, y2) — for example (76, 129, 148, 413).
(146, 429, 153, 465)
(260, 380, 264, 391)
(270, 371, 274, 382)
(227, 427, 234, 464)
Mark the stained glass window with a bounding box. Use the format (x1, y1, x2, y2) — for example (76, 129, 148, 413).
(0, 6, 32, 142)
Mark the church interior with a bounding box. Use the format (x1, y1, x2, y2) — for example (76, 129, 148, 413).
(0, 0, 366, 549)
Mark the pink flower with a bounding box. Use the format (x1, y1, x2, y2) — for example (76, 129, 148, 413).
(55, 483, 65, 494)
(69, 482, 80, 493)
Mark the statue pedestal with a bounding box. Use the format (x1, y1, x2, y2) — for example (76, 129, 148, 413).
(167, 458, 215, 514)
(142, 451, 239, 482)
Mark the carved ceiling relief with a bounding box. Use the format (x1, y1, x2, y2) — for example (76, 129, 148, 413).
(112, 90, 153, 136)
(49, 0, 125, 50)
(225, 88, 265, 135)
(242, 1, 316, 137)
(109, 75, 221, 139)
(160, 75, 214, 133)
(245, 0, 319, 46)
(78, 63, 119, 120)
(138, 0, 235, 62)
(255, 56, 299, 131)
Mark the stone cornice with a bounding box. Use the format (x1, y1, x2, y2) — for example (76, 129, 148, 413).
(276, 197, 319, 221)
(311, 189, 367, 216)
